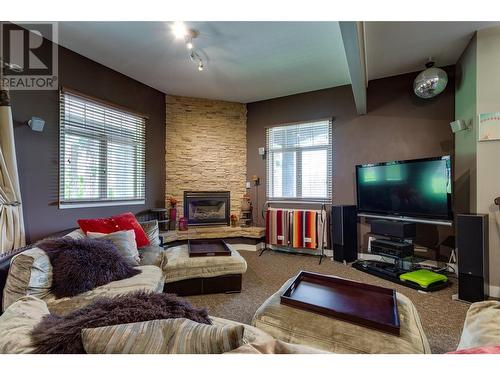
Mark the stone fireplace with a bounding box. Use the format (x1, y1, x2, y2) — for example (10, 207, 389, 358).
(165, 95, 247, 222)
(184, 191, 230, 226)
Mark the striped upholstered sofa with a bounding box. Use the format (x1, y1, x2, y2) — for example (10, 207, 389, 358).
(1, 229, 165, 316)
(0, 233, 317, 354)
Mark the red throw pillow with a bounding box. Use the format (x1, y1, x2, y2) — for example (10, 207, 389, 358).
(78, 212, 150, 247)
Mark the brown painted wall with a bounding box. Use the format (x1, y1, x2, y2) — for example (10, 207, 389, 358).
(10, 45, 166, 242)
(247, 68, 455, 258)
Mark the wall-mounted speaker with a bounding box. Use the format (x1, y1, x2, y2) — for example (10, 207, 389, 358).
(456, 213, 489, 302)
(450, 119, 472, 133)
(331, 205, 358, 263)
(27, 116, 45, 132)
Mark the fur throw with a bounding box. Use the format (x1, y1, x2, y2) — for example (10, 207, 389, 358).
(37, 237, 141, 298)
(30, 291, 212, 354)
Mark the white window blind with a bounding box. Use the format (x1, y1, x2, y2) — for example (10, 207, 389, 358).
(266, 119, 332, 201)
(59, 89, 146, 208)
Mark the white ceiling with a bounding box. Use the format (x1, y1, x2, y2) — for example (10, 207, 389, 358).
(53, 21, 500, 103)
(365, 21, 500, 81)
(56, 22, 351, 103)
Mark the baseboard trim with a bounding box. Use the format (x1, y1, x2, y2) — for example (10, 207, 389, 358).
(489, 285, 500, 299)
(231, 243, 265, 252)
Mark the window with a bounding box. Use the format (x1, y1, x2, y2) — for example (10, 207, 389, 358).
(59, 89, 146, 208)
(266, 119, 332, 201)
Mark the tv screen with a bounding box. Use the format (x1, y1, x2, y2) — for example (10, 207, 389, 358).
(356, 156, 452, 220)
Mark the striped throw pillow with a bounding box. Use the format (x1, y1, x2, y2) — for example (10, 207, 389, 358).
(139, 220, 161, 247)
(82, 318, 244, 354)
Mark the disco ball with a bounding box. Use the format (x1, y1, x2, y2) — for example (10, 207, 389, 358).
(413, 62, 448, 99)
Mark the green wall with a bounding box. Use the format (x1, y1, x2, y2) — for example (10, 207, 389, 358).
(454, 35, 477, 214)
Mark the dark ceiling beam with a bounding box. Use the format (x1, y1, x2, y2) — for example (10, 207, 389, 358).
(339, 21, 367, 115)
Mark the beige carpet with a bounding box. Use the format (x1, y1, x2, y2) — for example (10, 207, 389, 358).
(185, 250, 469, 354)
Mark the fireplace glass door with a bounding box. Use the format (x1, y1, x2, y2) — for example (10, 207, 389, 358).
(183, 191, 230, 226)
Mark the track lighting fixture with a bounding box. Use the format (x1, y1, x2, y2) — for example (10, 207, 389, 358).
(190, 50, 204, 72)
(184, 29, 198, 50)
(171, 22, 205, 72)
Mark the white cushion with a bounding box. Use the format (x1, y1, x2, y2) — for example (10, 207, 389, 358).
(64, 229, 86, 239)
(87, 230, 140, 266)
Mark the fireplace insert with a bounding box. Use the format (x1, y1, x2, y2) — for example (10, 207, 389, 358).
(183, 191, 230, 226)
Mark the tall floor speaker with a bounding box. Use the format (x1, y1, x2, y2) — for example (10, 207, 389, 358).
(456, 213, 489, 302)
(331, 205, 358, 263)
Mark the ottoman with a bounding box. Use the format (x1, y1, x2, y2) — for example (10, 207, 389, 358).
(161, 244, 247, 296)
(251, 277, 431, 354)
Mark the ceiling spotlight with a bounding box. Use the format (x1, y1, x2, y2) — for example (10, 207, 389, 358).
(185, 29, 199, 49)
(189, 51, 204, 72)
(171, 21, 187, 39)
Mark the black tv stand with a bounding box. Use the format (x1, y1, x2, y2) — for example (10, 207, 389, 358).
(352, 260, 449, 292)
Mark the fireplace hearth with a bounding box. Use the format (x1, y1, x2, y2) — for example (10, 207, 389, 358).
(184, 191, 230, 226)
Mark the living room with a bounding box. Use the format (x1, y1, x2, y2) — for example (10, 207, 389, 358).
(1, 0, 500, 372)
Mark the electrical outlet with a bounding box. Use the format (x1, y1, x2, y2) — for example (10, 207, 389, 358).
(246, 182, 251, 189)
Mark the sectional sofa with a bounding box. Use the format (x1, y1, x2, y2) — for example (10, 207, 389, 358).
(1, 228, 499, 354)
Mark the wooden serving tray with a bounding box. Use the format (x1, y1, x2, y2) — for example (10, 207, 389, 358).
(188, 239, 232, 257)
(280, 271, 400, 336)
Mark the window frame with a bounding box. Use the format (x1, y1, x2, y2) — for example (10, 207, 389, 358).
(58, 88, 147, 209)
(266, 118, 333, 202)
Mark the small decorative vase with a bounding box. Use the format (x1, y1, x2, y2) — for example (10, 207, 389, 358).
(178, 217, 188, 231)
(169, 206, 177, 230)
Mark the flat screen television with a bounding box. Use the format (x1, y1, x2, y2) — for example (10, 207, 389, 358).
(355, 156, 452, 222)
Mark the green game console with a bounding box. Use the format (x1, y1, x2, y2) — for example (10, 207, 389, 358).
(399, 269, 448, 289)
